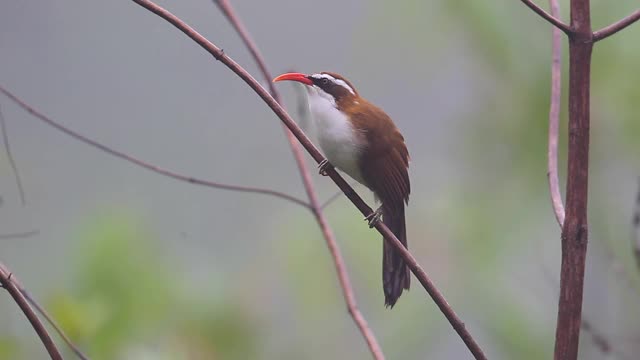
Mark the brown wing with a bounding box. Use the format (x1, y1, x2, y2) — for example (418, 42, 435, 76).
(345, 100, 410, 206)
(347, 99, 411, 307)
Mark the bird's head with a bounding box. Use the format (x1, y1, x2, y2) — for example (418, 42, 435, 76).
(273, 72, 358, 107)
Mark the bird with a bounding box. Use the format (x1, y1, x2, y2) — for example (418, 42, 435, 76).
(273, 71, 411, 307)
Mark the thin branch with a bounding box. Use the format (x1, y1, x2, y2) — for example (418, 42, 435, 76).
(547, 0, 565, 227)
(0, 230, 40, 240)
(632, 178, 640, 270)
(3, 267, 89, 358)
(130, 1, 487, 358)
(0, 263, 62, 360)
(0, 101, 27, 205)
(0, 86, 309, 209)
(321, 190, 346, 210)
(520, 0, 572, 35)
(593, 9, 640, 42)
(9, 274, 90, 360)
(213, 1, 384, 358)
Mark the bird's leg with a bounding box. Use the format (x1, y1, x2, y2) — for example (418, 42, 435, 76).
(318, 159, 333, 176)
(365, 206, 384, 228)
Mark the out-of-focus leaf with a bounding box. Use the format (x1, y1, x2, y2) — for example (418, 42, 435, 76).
(52, 211, 173, 359)
(0, 336, 19, 359)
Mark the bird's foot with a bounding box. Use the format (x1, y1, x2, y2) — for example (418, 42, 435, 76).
(365, 207, 383, 228)
(318, 159, 333, 176)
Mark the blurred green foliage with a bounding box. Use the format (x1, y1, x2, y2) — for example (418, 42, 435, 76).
(43, 212, 258, 360)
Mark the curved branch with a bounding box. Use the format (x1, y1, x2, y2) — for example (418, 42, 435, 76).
(130, 1, 487, 358)
(3, 267, 89, 359)
(0, 263, 62, 360)
(213, 1, 384, 358)
(521, 0, 572, 35)
(547, 0, 566, 227)
(16, 284, 90, 359)
(593, 9, 640, 42)
(0, 86, 309, 209)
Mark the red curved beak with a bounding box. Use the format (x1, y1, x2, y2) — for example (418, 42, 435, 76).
(273, 72, 313, 85)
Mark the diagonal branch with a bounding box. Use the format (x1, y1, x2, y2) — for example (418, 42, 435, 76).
(0, 101, 27, 205)
(0, 86, 309, 209)
(212, 1, 384, 358)
(593, 9, 640, 42)
(547, 0, 566, 227)
(21, 289, 90, 360)
(130, 1, 487, 358)
(0, 262, 62, 360)
(521, 0, 572, 35)
(2, 266, 90, 360)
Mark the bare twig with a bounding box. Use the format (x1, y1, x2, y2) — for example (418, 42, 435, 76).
(0, 102, 27, 205)
(0, 263, 62, 360)
(520, 0, 572, 35)
(16, 283, 90, 359)
(321, 190, 346, 210)
(0, 230, 40, 240)
(131, 1, 487, 358)
(547, 0, 565, 227)
(0, 86, 309, 209)
(633, 179, 640, 270)
(593, 9, 640, 42)
(213, 1, 384, 358)
(580, 317, 628, 359)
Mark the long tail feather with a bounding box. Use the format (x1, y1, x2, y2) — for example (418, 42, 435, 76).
(382, 204, 410, 308)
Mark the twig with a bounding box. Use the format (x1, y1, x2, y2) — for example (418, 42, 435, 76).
(547, 0, 565, 227)
(0, 230, 40, 240)
(321, 190, 346, 210)
(520, 0, 572, 35)
(593, 9, 640, 42)
(0, 86, 309, 209)
(0, 262, 62, 360)
(580, 318, 610, 356)
(0, 101, 27, 205)
(213, 1, 384, 358)
(130, 1, 487, 358)
(0, 263, 89, 358)
(632, 179, 640, 270)
(17, 283, 90, 359)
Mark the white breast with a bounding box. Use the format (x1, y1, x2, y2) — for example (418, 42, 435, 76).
(306, 87, 366, 185)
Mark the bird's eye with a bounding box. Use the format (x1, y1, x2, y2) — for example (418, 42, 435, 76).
(320, 78, 330, 85)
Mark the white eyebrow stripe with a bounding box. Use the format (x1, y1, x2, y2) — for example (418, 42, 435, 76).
(310, 73, 355, 95)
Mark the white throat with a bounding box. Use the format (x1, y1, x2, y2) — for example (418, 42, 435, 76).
(305, 87, 365, 184)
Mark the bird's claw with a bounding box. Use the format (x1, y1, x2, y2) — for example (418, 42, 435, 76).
(365, 208, 383, 228)
(318, 159, 332, 176)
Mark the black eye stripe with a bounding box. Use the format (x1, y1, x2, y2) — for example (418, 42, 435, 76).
(311, 75, 334, 87)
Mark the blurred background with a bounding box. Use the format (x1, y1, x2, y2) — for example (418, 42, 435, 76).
(1, 0, 639, 359)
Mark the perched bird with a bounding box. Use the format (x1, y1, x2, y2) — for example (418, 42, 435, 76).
(273, 72, 411, 307)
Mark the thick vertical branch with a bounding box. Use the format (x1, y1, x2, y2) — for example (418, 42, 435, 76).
(554, 0, 592, 359)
